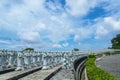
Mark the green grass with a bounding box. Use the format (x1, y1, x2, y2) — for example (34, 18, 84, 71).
(86, 56, 120, 80)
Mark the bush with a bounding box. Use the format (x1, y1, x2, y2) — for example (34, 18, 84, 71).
(96, 54, 103, 58)
(86, 58, 119, 80)
(104, 51, 110, 56)
(112, 51, 120, 55)
(88, 54, 96, 58)
(104, 51, 120, 55)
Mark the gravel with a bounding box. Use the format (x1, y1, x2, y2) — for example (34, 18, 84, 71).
(96, 54, 120, 78)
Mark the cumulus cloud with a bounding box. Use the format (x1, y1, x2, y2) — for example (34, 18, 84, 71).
(0, 40, 11, 44)
(65, 0, 97, 16)
(0, 0, 120, 50)
(94, 16, 120, 39)
(52, 44, 62, 48)
(45, 0, 63, 11)
(32, 22, 47, 31)
(62, 42, 69, 47)
(104, 17, 120, 31)
(73, 27, 93, 42)
(103, 0, 120, 13)
(17, 31, 40, 43)
(95, 26, 109, 39)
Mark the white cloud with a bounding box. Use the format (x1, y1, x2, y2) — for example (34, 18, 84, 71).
(65, 0, 97, 16)
(103, 0, 120, 13)
(17, 31, 40, 43)
(74, 35, 80, 42)
(62, 42, 69, 47)
(94, 16, 120, 39)
(45, 0, 64, 12)
(0, 40, 11, 44)
(23, 0, 44, 7)
(0, 0, 71, 49)
(32, 22, 46, 31)
(73, 27, 93, 42)
(95, 26, 109, 39)
(0, 0, 120, 50)
(9, 44, 25, 49)
(104, 17, 120, 31)
(52, 44, 62, 48)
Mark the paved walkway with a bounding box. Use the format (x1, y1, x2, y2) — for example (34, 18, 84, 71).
(0, 66, 41, 80)
(19, 66, 61, 80)
(50, 69, 75, 80)
(96, 54, 120, 78)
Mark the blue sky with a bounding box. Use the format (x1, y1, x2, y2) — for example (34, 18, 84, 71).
(0, 0, 120, 51)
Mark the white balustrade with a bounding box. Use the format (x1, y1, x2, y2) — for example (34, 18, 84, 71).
(42, 52, 49, 69)
(24, 51, 30, 69)
(1, 49, 119, 71)
(32, 52, 36, 67)
(8, 51, 16, 68)
(16, 51, 24, 71)
(0, 50, 3, 70)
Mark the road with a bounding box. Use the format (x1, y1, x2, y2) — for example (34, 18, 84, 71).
(96, 54, 120, 78)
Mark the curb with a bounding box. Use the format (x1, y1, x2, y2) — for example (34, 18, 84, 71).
(44, 67, 62, 80)
(84, 68, 88, 80)
(7, 67, 42, 80)
(0, 68, 15, 75)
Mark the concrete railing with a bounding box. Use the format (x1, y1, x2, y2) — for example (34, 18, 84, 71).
(1, 49, 119, 72)
(0, 50, 88, 71)
(73, 56, 88, 80)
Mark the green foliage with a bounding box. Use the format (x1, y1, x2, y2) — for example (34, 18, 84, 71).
(86, 58, 119, 80)
(112, 51, 120, 55)
(23, 48, 34, 51)
(96, 54, 103, 58)
(88, 54, 96, 58)
(111, 34, 120, 49)
(73, 48, 79, 51)
(104, 51, 120, 55)
(104, 51, 110, 56)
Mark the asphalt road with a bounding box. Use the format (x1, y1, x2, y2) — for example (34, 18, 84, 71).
(96, 54, 120, 78)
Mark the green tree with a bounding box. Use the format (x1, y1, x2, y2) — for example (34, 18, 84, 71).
(111, 34, 120, 49)
(23, 48, 34, 51)
(73, 48, 79, 51)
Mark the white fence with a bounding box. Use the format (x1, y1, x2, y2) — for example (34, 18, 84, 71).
(0, 49, 120, 71)
(0, 50, 87, 71)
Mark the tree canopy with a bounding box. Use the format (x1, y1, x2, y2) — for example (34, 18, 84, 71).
(73, 48, 79, 51)
(111, 34, 120, 49)
(23, 48, 34, 51)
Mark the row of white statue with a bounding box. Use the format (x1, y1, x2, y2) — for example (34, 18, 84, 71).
(0, 50, 87, 71)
